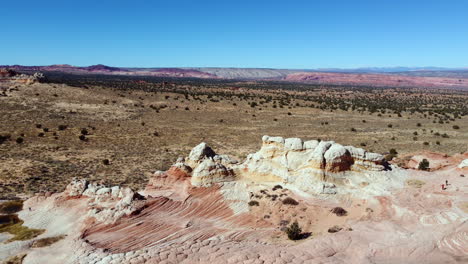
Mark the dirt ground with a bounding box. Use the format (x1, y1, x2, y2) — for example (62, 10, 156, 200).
(1, 81, 467, 198)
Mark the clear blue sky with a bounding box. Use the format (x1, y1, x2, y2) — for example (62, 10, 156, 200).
(2, 0, 468, 68)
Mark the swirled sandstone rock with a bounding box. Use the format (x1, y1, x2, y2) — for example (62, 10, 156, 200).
(2, 140, 466, 264)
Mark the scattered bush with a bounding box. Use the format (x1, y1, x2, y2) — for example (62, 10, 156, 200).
(423, 142, 429, 146)
(58, 125, 67, 131)
(79, 135, 86, 141)
(282, 197, 299, 205)
(327, 225, 343, 233)
(453, 125, 460, 129)
(0, 135, 11, 144)
(102, 159, 110, 165)
(80, 128, 88, 135)
(418, 159, 430, 171)
(272, 185, 283, 191)
(285, 221, 302, 240)
(35, 124, 42, 129)
(331, 207, 348, 216)
(248, 200, 259, 206)
(15, 137, 23, 144)
(38, 133, 45, 137)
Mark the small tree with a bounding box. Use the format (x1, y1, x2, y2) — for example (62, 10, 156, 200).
(285, 221, 302, 240)
(418, 159, 430, 171)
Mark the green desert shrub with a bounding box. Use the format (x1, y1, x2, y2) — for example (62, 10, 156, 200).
(418, 159, 430, 171)
(248, 200, 259, 206)
(282, 197, 299, 205)
(331, 207, 348, 216)
(285, 221, 302, 240)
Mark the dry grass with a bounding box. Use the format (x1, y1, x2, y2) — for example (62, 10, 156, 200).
(458, 202, 468, 213)
(0, 81, 467, 197)
(0, 200, 23, 214)
(2, 253, 26, 264)
(31, 235, 66, 248)
(0, 214, 45, 242)
(406, 179, 426, 188)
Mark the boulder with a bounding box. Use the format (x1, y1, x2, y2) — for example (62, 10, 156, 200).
(188, 142, 216, 162)
(458, 159, 468, 169)
(304, 140, 319, 150)
(191, 159, 235, 187)
(64, 179, 88, 197)
(324, 144, 353, 172)
(285, 138, 303, 150)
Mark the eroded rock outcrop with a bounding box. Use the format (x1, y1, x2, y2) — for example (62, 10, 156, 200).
(2, 137, 466, 264)
(191, 158, 235, 187)
(238, 135, 400, 195)
(64, 178, 145, 223)
(146, 136, 404, 196)
(458, 159, 468, 169)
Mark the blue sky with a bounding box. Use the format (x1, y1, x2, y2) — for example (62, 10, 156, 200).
(1, 0, 468, 68)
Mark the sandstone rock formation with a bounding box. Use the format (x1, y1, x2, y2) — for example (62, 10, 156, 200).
(166, 136, 400, 195)
(64, 178, 145, 223)
(458, 159, 468, 169)
(1, 137, 466, 264)
(238, 136, 401, 196)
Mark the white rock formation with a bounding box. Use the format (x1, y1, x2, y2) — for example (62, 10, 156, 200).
(458, 159, 468, 169)
(63, 179, 144, 224)
(178, 136, 405, 196)
(191, 158, 235, 187)
(187, 142, 216, 164)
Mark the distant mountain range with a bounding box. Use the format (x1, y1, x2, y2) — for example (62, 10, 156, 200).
(2, 64, 468, 89)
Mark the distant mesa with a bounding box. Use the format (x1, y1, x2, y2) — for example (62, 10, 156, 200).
(1, 64, 468, 89)
(149, 68, 218, 78)
(84, 64, 126, 72)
